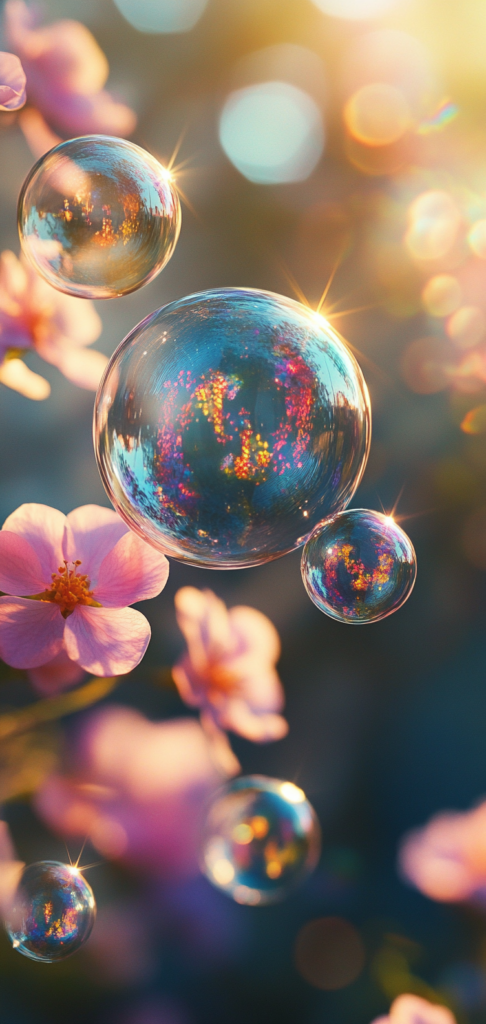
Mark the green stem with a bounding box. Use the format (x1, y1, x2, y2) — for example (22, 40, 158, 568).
(0, 675, 121, 741)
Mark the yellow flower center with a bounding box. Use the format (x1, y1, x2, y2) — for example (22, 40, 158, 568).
(32, 560, 101, 619)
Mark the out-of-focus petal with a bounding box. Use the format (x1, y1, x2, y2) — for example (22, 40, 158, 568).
(54, 346, 108, 391)
(28, 646, 86, 695)
(216, 699, 289, 742)
(95, 530, 169, 607)
(64, 505, 128, 579)
(2, 503, 66, 581)
(26, 20, 109, 95)
(230, 605, 281, 662)
(390, 995, 456, 1024)
(36, 88, 136, 139)
(398, 813, 480, 901)
(0, 529, 48, 595)
(0, 357, 50, 400)
(64, 605, 151, 676)
(0, 596, 64, 668)
(48, 293, 102, 348)
(18, 107, 61, 158)
(0, 51, 26, 110)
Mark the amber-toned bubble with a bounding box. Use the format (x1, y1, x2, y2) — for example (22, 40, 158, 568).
(468, 219, 486, 259)
(422, 275, 462, 318)
(405, 191, 461, 262)
(344, 83, 411, 147)
(447, 306, 486, 350)
(18, 136, 181, 299)
(294, 917, 365, 990)
(201, 776, 321, 904)
(400, 337, 454, 394)
(461, 404, 486, 435)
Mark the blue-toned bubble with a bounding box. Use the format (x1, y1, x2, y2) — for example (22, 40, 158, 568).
(5, 861, 96, 962)
(201, 776, 321, 905)
(94, 288, 371, 568)
(302, 508, 417, 623)
(18, 136, 181, 299)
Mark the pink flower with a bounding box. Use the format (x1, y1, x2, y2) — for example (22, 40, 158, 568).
(0, 51, 26, 110)
(35, 708, 231, 877)
(371, 995, 456, 1024)
(0, 250, 108, 398)
(398, 802, 486, 903)
(0, 820, 24, 919)
(0, 503, 169, 681)
(3, 1, 136, 140)
(173, 587, 288, 743)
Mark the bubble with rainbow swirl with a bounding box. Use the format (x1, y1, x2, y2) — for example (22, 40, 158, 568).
(301, 508, 417, 624)
(5, 861, 96, 962)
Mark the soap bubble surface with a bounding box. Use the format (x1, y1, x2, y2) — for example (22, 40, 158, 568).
(5, 861, 96, 962)
(302, 508, 417, 623)
(18, 136, 181, 299)
(94, 288, 371, 568)
(201, 775, 321, 904)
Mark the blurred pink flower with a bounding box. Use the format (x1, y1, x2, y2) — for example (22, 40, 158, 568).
(0, 820, 24, 919)
(3, 0, 136, 144)
(0, 503, 169, 681)
(35, 708, 231, 877)
(0, 51, 26, 110)
(0, 250, 107, 398)
(372, 994, 456, 1024)
(173, 587, 288, 743)
(27, 647, 86, 696)
(398, 802, 486, 902)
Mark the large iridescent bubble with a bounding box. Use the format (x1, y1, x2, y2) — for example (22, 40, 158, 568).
(201, 775, 321, 904)
(94, 288, 371, 568)
(18, 136, 181, 299)
(5, 861, 96, 962)
(301, 509, 417, 623)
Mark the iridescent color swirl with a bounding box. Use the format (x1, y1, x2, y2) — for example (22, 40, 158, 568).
(18, 136, 181, 299)
(94, 288, 371, 568)
(5, 861, 96, 962)
(201, 775, 321, 905)
(302, 509, 417, 623)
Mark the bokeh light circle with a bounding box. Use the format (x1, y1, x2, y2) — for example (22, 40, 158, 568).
(201, 775, 321, 904)
(422, 275, 462, 317)
(310, 0, 403, 20)
(94, 288, 371, 569)
(219, 82, 324, 184)
(294, 917, 365, 990)
(301, 509, 416, 623)
(344, 83, 411, 146)
(113, 0, 209, 33)
(447, 306, 485, 350)
(468, 219, 486, 259)
(18, 135, 181, 299)
(5, 861, 96, 962)
(405, 191, 461, 262)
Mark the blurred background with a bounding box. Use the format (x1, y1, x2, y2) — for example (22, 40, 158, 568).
(3, 0, 486, 1021)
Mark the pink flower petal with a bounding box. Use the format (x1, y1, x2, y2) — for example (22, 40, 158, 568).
(0, 529, 48, 594)
(390, 996, 456, 1024)
(95, 531, 169, 608)
(1, 504, 66, 585)
(64, 505, 128, 580)
(18, 107, 61, 158)
(64, 605, 150, 676)
(28, 646, 86, 695)
(216, 700, 289, 742)
(0, 51, 26, 110)
(0, 596, 64, 668)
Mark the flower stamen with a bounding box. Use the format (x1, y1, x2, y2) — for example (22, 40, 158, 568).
(29, 560, 101, 618)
